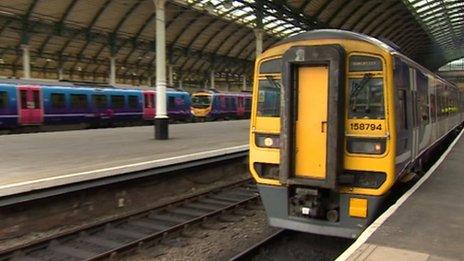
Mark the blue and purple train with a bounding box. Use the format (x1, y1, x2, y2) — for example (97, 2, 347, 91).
(0, 80, 191, 129)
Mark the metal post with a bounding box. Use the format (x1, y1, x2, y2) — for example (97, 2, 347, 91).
(242, 74, 247, 91)
(109, 56, 116, 85)
(168, 65, 174, 87)
(153, 0, 168, 140)
(254, 29, 263, 57)
(21, 44, 31, 79)
(147, 76, 152, 87)
(58, 67, 64, 80)
(210, 69, 215, 90)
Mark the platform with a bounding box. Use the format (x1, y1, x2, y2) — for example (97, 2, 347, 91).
(339, 130, 464, 261)
(0, 120, 249, 198)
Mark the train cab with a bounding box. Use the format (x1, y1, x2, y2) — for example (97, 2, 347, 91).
(191, 91, 213, 118)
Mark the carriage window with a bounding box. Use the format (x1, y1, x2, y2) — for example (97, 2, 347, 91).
(128, 95, 138, 109)
(430, 94, 436, 123)
(348, 76, 385, 119)
(20, 90, 27, 109)
(0, 91, 7, 109)
(168, 96, 175, 110)
(397, 90, 408, 129)
(111, 95, 125, 109)
(257, 78, 281, 117)
(245, 98, 252, 110)
(32, 90, 41, 109)
(70, 94, 88, 109)
(93, 95, 107, 109)
(231, 98, 237, 110)
(51, 93, 66, 109)
(416, 72, 429, 124)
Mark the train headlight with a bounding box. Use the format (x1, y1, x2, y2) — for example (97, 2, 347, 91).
(338, 171, 386, 189)
(347, 137, 386, 155)
(255, 134, 280, 148)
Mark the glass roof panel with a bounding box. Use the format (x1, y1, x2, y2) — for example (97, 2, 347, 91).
(404, 0, 464, 52)
(185, 0, 310, 38)
(439, 57, 464, 71)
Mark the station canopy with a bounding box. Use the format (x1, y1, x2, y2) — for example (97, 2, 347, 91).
(0, 0, 462, 84)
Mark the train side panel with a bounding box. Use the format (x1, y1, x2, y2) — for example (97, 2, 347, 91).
(0, 84, 19, 128)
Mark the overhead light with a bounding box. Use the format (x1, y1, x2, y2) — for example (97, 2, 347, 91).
(121, 66, 126, 70)
(77, 67, 82, 71)
(0, 59, 4, 64)
(46, 58, 53, 62)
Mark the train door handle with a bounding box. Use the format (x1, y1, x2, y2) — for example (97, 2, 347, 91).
(321, 121, 327, 133)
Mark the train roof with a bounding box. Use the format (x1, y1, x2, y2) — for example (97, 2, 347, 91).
(272, 29, 395, 53)
(271, 29, 456, 89)
(192, 89, 251, 96)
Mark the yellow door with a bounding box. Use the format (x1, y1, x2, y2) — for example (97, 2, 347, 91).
(295, 66, 329, 179)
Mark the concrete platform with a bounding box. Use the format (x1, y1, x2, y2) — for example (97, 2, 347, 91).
(339, 130, 464, 261)
(0, 120, 249, 198)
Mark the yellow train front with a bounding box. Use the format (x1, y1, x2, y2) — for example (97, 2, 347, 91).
(249, 30, 463, 238)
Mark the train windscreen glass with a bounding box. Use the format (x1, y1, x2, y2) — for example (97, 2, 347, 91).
(348, 76, 384, 119)
(191, 95, 211, 109)
(257, 78, 281, 117)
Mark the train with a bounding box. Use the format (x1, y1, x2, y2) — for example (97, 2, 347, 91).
(249, 29, 464, 238)
(0, 81, 252, 130)
(191, 90, 252, 120)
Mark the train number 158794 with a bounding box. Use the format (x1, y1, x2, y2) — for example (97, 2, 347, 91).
(350, 123, 382, 131)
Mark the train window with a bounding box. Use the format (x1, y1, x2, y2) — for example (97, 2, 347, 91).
(20, 90, 27, 109)
(348, 76, 384, 119)
(111, 95, 125, 109)
(349, 55, 383, 72)
(393, 57, 410, 89)
(430, 94, 436, 123)
(245, 98, 252, 110)
(416, 72, 429, 124)
(128, 95, 138, 109)
(0, 91, 7, 109)
(231, 98, 237, 110)
(260, 58, 282, 74)
(168, 96, 175, 110)
(191, 95, 211, 109)
(32, 91, 41, 109)
(51, 93, 66, 109)
(92, 95, 107, 109)
(257, 78, 281, 117)
(70, 94, 88, 109)
(397, 90, 408, 129)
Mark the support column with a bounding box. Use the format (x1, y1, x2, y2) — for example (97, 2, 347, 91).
(210, 69, 215, 89)
(254, 29, 264, 57)
(153, 0, 168, 140)
(147, 76, 152, 87)
(242, 74, 247, 91)
(109, 56, 116, 86)
(168, 65, 174, 86)
(178, 72, 183, 89)
(21, 44, 31, 79)
(58, 67, 64, 80)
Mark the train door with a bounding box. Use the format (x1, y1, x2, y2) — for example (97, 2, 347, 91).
(295, 66, 328, 179)
(410, 68, 420, 160)
(18, 86, 43, 125)
(143, 91, 155, 120)
(280, 45, 344, 188)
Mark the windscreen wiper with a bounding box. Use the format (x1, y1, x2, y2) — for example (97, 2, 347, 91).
(349, 73, 373, 111)
(265, 75, 281, 89)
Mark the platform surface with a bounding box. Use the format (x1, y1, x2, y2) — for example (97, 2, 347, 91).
(343, 132, 464, 261)
(0, 120, 249, 197)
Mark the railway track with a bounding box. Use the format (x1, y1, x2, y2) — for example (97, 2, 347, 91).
(0, 180, 259, 261)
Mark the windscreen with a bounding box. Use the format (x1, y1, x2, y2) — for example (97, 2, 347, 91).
(348, 75, 384, 119)
(257, 78, 281, 117)
(191, 95, 211, 109)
